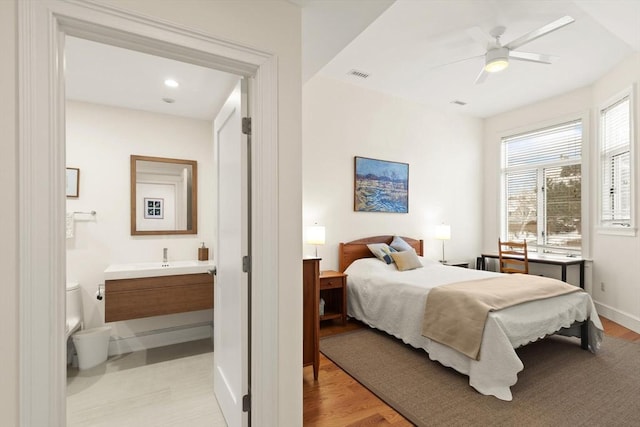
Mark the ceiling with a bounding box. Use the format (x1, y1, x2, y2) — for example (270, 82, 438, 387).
(303, 0, 640, 118)
(65, 1, 640, 120)
(65, 36, 239, 121)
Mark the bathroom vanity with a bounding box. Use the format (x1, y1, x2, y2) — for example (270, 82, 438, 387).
(104, 261, 215, 322)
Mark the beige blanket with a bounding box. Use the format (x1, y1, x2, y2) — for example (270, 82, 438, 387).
(421, 274, 581, 360)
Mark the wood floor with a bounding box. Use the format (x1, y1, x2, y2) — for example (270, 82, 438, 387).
(303, 317, 640, 426)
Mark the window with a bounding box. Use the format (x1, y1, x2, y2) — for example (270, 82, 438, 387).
(502, 120, 582, 254)
(599, 91, 634, 233)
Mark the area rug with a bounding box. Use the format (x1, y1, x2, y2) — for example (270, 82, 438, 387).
(319, 328, 640, 426)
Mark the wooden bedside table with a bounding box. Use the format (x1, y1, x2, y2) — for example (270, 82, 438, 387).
(441, 261, 469, 268)
(319, 270, 347, 325)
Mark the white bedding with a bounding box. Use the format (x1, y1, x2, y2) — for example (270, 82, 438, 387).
(345, 257, 603, 401)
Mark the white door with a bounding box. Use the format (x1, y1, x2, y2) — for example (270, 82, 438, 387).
(214, 78, 250, 426)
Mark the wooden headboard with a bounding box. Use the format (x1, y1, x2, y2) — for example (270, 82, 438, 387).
(338, 235, 424, 272)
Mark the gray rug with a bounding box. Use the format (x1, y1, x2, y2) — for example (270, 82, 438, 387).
(319, 328, 640, 426)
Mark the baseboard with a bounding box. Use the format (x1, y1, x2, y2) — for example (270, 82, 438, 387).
(107, 322, 213, 356)
(594, 302, 640, 334)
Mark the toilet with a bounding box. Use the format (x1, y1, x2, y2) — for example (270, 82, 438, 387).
(66, 282, 111, 370)
(66, 282, 83, 339)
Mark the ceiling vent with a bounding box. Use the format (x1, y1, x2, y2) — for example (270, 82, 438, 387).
(347, 69, 370, 79)
(450, 100, 467, 106)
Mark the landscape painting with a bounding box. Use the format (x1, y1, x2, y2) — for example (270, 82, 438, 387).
(354, 156, 409, 213)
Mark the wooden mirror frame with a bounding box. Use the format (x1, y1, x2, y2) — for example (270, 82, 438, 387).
(131, 155, 198, 235)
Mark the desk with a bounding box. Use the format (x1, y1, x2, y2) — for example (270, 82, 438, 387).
(477, 252, 586, 289)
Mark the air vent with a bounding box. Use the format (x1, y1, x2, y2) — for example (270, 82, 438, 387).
(347, 69, 370, 79)
(450, 100, 467, 106)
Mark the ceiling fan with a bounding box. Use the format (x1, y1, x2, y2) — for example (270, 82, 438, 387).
(456, 15, 575, 84)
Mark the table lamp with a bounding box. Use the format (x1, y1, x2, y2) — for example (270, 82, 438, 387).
(307, 224, 325, 257)
(435, 224, 451, 263)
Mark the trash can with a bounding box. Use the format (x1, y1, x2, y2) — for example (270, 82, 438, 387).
(71, 326, 112, 370)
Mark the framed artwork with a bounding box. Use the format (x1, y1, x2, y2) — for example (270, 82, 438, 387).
(144, 198, 164, 219)
(354, 156, 409, 213)
(66, 167, 79, 198)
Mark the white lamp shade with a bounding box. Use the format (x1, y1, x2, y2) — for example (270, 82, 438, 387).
(307, 225, 326, 245)
(434, 224, 451, 240)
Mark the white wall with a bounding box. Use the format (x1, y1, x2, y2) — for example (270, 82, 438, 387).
(481, 87, 593, 288)
(590, 54, 640, 332)
(6, 2, 302, 426)
(0, 0, 18, 422)
(66, 100, 215, 339)
(303, 76, 484, 271)
(483, 54, 640, 333)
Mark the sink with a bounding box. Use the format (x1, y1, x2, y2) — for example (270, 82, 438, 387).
(104, 260, 215, 280)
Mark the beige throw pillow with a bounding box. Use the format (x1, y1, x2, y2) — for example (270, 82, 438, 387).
(391, 250, 423, 271)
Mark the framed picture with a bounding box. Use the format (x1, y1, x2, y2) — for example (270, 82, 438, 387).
(66, 167, 79, 198)
(354, 156, 409, 213)
(144, 198, 164, 219)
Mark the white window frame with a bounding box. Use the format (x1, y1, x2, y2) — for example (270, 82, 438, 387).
(597, 85, 637, 236)
(500, 113, 588, 256)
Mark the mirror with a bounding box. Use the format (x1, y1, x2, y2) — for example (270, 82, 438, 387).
(131, 155, 197, 235)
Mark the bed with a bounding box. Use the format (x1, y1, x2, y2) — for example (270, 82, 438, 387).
(339, 235, 603, 401)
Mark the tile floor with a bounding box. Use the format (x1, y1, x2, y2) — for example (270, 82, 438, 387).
(66, 339, 227, 427)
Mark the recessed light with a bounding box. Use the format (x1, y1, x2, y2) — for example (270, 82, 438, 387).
(164, 79, 179, 88)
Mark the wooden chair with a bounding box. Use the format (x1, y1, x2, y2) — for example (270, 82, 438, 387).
(498, 238, 529, 274)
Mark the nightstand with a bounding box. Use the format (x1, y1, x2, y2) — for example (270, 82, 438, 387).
(319, 270, 347, 325)
(441, 261, 469, 268)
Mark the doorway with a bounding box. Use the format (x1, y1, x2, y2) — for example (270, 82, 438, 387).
(64, 35, 241, 425)
(19, 2, 280, 425)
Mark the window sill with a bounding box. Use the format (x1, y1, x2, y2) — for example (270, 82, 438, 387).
(596, 226, 637, 237)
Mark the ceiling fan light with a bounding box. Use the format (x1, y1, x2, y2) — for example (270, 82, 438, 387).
(485, 58, 509, 73)
(484, 47, 509, 73)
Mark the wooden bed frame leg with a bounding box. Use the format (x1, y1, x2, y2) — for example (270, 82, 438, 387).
(580, 321, 589, 350)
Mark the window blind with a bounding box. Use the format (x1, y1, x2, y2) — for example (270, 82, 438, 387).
(502, 120, 582, 252)
(504, 121, 582, 168)
(601, 96, 631, 224)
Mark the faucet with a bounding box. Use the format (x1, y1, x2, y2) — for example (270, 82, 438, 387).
(162, 248, 168, 266)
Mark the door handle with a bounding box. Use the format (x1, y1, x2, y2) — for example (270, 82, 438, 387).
(207, 267, 217, 276)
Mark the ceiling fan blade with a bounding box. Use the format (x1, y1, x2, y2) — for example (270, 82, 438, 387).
(466, 26, 495, 48)
(505, 15, 574, 51)
(474, 67, 489, 84)
(430, 54, 483, 70)
(509, 51, 557, 64)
